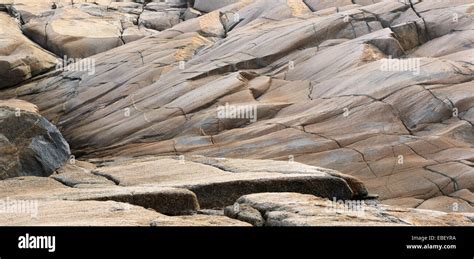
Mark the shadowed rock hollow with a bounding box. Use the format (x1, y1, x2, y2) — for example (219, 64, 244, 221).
(0, 0, 473, 225)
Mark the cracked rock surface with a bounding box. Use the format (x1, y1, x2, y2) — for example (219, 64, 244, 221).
(0, 0, 473, 225)
(3, 156, 470, 226)
(225, 192, 472, 226)
(0, 99, 70, 180)
(3, 0, 191, 58)
(0, 199, 251, 226)
(0, 12, 57, 89)
(0, 155, 367, 225)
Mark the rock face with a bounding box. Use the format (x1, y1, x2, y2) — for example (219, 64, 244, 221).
(88, 156, 367, 207)
(0, 199, 250, 226)
(0, 155, 365, 202)
(0, 156, 366, 226)
(3, 1, 194, 59)
(19, 2, 153, 58)
(193, 0, 239, 13)
(0, 0, 473, 226)
(416, 189, 474, 213)
(0, 175, 200, 215)
(150, 215, 251, 226)
(225, 192, 473, 226)
(0, 12, 57, 89)
(3, 0, 472, 212)
(2, 156, 469, 226)
(0, 99, 70, 180)
(0, 200, 162, 226)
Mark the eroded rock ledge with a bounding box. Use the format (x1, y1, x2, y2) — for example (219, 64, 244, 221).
(1, 0, 472, 212)
(0, 156, 471, 226)
(225, 192, 473, 226)
(0, 0, 473, 225)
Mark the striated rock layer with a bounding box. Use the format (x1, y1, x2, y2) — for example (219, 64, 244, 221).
(225, 192, 472, 226)
(0, 156, 471, 226)
(0, 0, 473, 225)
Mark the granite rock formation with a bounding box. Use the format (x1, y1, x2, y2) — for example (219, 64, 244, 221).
(0, 99, 70, 180)
(0, 0, 473, 225)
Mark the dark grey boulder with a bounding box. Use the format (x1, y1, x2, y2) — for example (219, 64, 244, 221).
(0, 103, 70, 180)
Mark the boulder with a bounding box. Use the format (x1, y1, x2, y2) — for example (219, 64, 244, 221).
(22, 7, 134, 58)
(139, 9, 182, 31)
(7, 0, 187, 58)
(0, 12, 57, 89)
(0, 100, 70, 180)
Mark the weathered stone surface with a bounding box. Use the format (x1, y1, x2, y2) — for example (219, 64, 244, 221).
(0, 176, 69, 199)
(303, 0, 357, 11)
(197, 209, 225, 216)
(2, 0, 473, 211)
(2, 0, 189, 58)
(451, 189, 474, 204)
(0, 200, 161, 226)
(91, 156, 360, 208)
(0, 100, 70, 180)
(138, 3, 183, 31)
(183, 7, 202, 20)
(187, 156, 369, 198)
(51, 162, 114, 187)
(151, 214, 251, 226)
(0, 12, 57, 89)
(232, 193, 473, 226)
(381, 197, 425, 208)
(417, 195, 473, 213)
(21, 5, 147, 58)
(62, 186, 200, 216)
(1, 0, 473, 225)
(415, 189, 474, 213)
(0, 176, 200, 215)
(0, 199, 245, 226)
(193, 0, 238, 13)
(224, 203, 265, 226)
